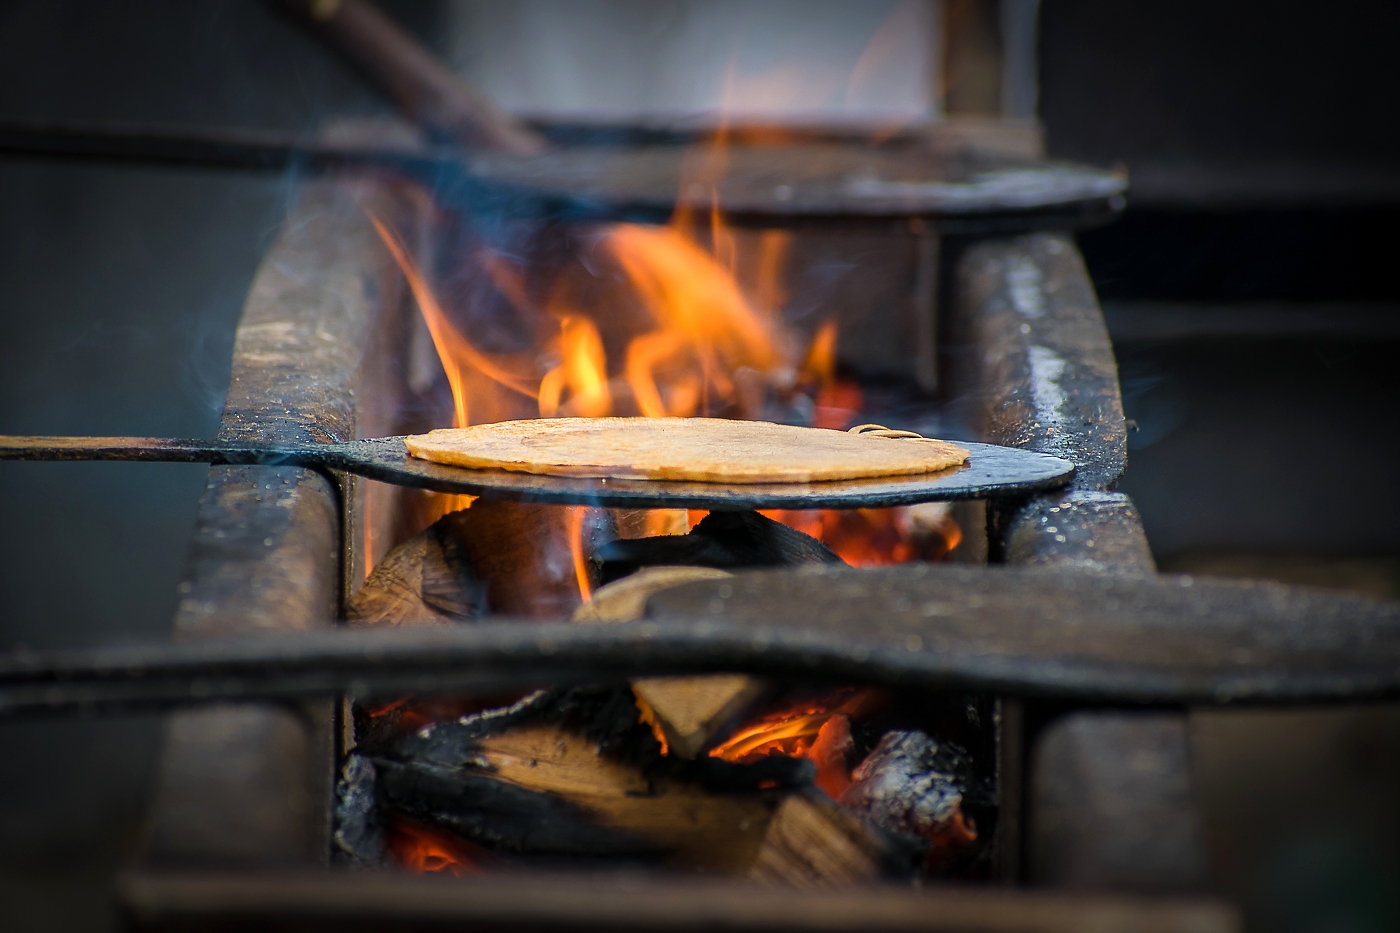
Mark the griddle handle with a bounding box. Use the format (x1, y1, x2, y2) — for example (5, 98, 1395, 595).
(0, 435, 324, 467)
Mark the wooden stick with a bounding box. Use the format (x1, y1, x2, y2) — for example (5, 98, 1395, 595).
(271, 0, 547, 155)
(575, 567, 765, 758)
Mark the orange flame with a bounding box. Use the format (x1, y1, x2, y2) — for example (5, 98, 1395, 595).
(539, 315, 612, 418)
(708, 690, 883, 798)
(604, 223, 781, 418)
(386, 816, 483, 876)
(761, 505, 963, 566)
(568, 505, 593, 602)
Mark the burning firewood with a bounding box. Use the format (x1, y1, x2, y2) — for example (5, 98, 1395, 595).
(574, 566, 766, 758)
(365, 684, 921, 882)
(348, 500, 599, 623)
(749, 790, 917, 887)
(596, 509, 844, 583)
(347, 510, 485, 626)
(838, 730, 979, 869)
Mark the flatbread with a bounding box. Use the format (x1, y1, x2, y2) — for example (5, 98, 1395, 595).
(404, 418, 970, 483)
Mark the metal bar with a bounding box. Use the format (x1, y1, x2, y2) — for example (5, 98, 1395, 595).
(138, 176, 423, 868)
(0, 435, 283, 463)
(6, 561, 1400, 716)
(0, 118, 454, 175)
(119, 869, 1240, 933)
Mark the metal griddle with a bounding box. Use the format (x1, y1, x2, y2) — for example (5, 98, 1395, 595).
(0, 434, 1071, 509)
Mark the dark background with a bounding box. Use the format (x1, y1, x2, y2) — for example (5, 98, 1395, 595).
(1, 2, 1398, 930)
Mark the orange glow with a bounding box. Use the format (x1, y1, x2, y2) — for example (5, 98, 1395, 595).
(369, 127, 959, 602)
(634, 691, 670, 756)
(568, 506, 593, 602)
(386, 816, 482, 876)
(762, 505, 963, 567)
(799, 319, 839, 388)
(708, 690, 883, 797)
(539, 315, 612, 418)
(605, 223, 780, 418)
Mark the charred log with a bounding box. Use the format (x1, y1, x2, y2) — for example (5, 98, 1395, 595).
(839, 731, 979, 865)
(596, 510, 843, 584)
(376, 756, 660, 858)
(362, 683, 917, 882)
(332, 753, 387, 869)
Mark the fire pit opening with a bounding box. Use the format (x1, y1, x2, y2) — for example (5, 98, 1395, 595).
(329, 130, 1003, 884)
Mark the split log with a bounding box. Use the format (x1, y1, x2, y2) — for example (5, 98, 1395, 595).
(574, 567, 765, 758)
(346, 510, 484, 625)
(596, 509, 844, 584)
(376, 685, 921, 882)
(608, 508, 690, 540)
(750, 790, 920, 888)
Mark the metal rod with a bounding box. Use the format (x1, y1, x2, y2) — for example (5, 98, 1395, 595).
(3, 577, 1400, 719)
(0, 435, 297, 464)
(0, 118, 455, 175)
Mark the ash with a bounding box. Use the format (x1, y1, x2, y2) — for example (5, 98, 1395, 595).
(839, 730, 971, 842)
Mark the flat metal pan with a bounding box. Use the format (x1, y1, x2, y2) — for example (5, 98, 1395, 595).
(0, 434, 1072, 509)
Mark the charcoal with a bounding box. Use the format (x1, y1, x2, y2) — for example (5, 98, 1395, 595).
(374, 757, 661, 858)
(597, 509, 843, 583)
(655, 750, 815, 793)
(332, 753, 387, 869)
(838, 730, 975, 848)
(393, 685, 662, 770)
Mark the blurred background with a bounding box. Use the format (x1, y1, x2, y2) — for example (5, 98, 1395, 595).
(1, 2, 1398, 930)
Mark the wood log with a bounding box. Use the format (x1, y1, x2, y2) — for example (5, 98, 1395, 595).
(449, 501, 598, 618)
(574, 567, 765, 758)
(378, 689, 921, 881)
(609, 508, 690, 540)
(349, 502, 596, 622)
(346, 509, 484, 625)
(750, 790, 921, 888)
(838, 730, 980, 870)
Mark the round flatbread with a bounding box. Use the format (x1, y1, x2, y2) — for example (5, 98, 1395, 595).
(404, 418, 970, 483)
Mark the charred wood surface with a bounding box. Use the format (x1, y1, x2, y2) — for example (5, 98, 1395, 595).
(370, 684, 912, 880)
(448, 501, 591, 617)
(332, 753, 386, 869)
(598, 510, 843, 583)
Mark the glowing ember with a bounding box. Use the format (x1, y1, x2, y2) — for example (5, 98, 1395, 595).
(386, 815, 483, 876)
(707, 689, 884, 798)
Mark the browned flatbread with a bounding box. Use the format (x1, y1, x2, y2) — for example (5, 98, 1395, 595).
(404, 418, 969, 483)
